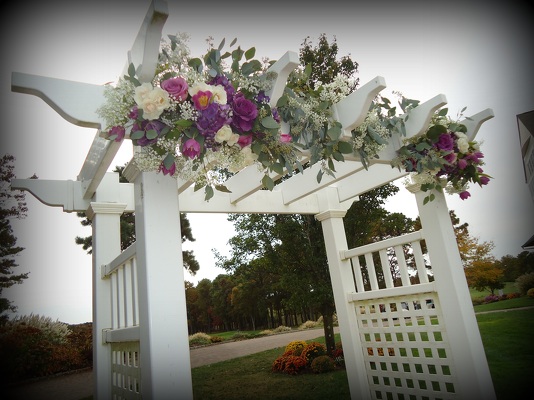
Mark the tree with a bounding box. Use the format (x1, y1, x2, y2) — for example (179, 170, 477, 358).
(75, 165, 199, 275)
(496, 251, 534, 282)
(448, 211, 502, 293)
(0, 155, 33, 323)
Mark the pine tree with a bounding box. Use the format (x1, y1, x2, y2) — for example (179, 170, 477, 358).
(0, 155, 32, 323)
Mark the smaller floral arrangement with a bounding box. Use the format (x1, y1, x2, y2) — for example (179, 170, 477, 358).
(392, 108, 491, 203)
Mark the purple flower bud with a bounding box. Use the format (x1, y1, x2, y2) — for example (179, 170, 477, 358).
(480, 176, 490, 185)
(160, 161, 176, 176)
(108, 126, 125, 142)
(182, 138, 201, 159)
(459, 191, 471, 200)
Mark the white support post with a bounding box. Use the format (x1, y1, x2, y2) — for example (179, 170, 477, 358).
(407, 183, 496, 400)
(132, 170, 193, 399)
(315, 188, 371, 400)
(86, 173, 127, 400)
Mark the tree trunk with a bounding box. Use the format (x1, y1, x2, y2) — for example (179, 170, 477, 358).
(322, 305, 336, 355)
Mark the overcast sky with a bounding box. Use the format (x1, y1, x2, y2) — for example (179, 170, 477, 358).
(1, 1, 533, 324)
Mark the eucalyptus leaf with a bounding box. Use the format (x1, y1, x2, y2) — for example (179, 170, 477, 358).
(271, 162, 284, 175)
(146, 130, 158, 140)
(261, 116, 280, 130)
(215, 184, 232, 193)
(262, 175, 275, 191)
(337, 141, 353, 154)
(130, 130, 145, 140)
(217, 38, 225, 51)
(244, 47, 256, 60)
(163, 153, 175, 169)
(230, 37, 237, 47)
(327, 124, 342, 141)
(332, 151, 344, 162)
(128, 63, 136, 78)
(205, 185, 214, 201)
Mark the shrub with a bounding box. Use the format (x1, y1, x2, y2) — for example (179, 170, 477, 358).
(210, 336, 224, 343)
(332, 342, 344, 367)
(188, 332, 212, 347)
(259, 329, 273, 335)
(283, 355, 307, 375)
(271, 325, 292, 334)
(515, 272, 534, 295)
(272, 351, 307, 375)
(3, 314, 71, 344)
(472, 297, 485, 306)
(301, 342, 327, 366)
(230, 332, 250, 341)
(298, 320, 319, 330)
(285, 340, 308, 356)
(507, 292, 521, 299)
(527, 288, 534, 299)
(484, 294, 500, 303)
(311, 355, 336, 373)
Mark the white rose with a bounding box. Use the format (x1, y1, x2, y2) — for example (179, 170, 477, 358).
(210, 85, 227, 104)
(137, 86, 170, 120)
(215, 125, 233, 143)
(133, 82, 153, 104)
(457, 137, 469, 153)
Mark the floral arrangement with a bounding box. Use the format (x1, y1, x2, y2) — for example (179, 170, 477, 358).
(98, 33, 490, 203)
(392, 108, 491, 203)
(98, 33, 297, 200)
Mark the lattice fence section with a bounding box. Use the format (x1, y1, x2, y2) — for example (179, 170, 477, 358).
(111, 342, 142, 400)
(353, 292, 459, 400)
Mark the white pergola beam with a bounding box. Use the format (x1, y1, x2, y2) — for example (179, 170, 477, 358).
(462, 108, 495, 141)
(333, 76, 387, 137)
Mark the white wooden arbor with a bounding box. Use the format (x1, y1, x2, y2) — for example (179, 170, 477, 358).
(11, 1, 497, 399)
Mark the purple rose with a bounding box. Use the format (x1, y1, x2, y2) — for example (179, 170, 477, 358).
(108, 126, 125, 142)
(435, 133, 455, 151)
(231, 93, 258, 133)
(161, 77, 189, 101)
(182, 138, 201, 159)
(132, 120, 168, 147)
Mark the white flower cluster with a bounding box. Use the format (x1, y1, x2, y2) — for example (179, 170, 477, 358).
(353, 109, 389, 156)
(316, 75, 353, 104)
(98, 79, 136, 130)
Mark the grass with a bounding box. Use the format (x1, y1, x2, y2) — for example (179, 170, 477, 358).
(476, 308, 534, 400)
(192, 334, 351, 400)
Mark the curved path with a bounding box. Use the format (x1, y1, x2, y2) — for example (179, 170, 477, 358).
(5, 327, 331, 400)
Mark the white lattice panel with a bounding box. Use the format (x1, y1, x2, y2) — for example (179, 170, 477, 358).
(111, 342, 142, 400)
(354, 292, 459, 400)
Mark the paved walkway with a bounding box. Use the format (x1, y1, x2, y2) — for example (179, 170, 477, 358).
(5, 328, 332, 400)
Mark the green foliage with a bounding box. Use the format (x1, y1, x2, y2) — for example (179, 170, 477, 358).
(527, 288, 534, 299)
(0, 154, 31, 322)
(311, 354, 336, 373)
(515, 272, 534, 295)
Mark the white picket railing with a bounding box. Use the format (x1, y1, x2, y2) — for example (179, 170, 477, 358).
(101, 243, 141, 400)
(341, 230, 460, 400)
